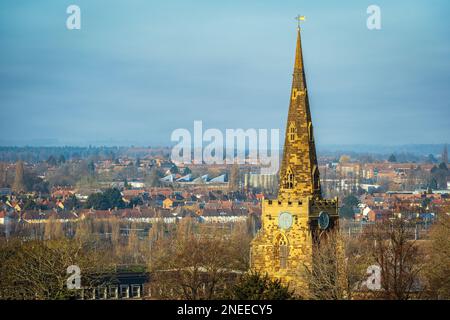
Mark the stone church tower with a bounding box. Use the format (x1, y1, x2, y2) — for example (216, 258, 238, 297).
(250, 25, 339, 296)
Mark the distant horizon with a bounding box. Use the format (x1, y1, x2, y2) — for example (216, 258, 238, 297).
(0, 141, 449, 149)
(0, 142, 448, 156)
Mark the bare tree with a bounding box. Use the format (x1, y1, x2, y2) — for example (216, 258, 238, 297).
(0, 162, 7, 187)
(228, 164, 240, 192)
(0, 238, 110, 300)
(424, 213, 450, 299)
(149, 219, 248, 299)
(12, 160, 26, 193)
(363, 219, 425, 299)
(303, 230, 371, 300)
(44, 216, 65, 240)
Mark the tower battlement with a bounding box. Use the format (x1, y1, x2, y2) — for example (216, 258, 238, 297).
(263, 197, 339, 218)
(264, 198, 338, 207)
(264, 199, 305, 207)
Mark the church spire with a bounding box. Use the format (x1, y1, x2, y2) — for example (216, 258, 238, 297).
(278, 25, 321, 200)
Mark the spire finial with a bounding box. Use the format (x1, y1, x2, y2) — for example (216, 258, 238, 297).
(295, 15, 306, 30)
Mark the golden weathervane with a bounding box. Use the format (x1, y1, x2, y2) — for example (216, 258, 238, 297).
(295, 15, 306, 29)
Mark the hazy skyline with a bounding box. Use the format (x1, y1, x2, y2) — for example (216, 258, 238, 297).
(1, 0, 449, 147)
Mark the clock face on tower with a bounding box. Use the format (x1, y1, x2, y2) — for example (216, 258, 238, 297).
(318, 211, 330, 230)
(278, 212, 293, 230)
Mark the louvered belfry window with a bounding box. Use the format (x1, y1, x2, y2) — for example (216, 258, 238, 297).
(278, 236, 288, 269)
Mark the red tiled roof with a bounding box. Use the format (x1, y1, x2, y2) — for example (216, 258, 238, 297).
(122, 189, 146, 197)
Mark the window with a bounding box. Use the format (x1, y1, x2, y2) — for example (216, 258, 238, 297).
(131, 285, 141, 298)
(308, 122, 313, 141)
(280, 244, 288, 269)
(276, 235, 289, 269)
(285, 167, 294, 189)
(312, 166, 320, 191)
(97, 286, 107, 299)
(120, 285, 129, 299)
(288, 123, 296, 142)
(109, 286, 118, 299)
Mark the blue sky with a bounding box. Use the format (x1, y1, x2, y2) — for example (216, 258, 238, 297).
(0, 0, 449, 147)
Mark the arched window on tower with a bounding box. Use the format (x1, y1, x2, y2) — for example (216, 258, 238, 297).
(312, 165, 320, 191)
(275, 234, 289, 269)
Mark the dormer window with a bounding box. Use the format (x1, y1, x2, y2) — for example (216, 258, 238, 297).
(285, 167, 294, 189)
(288, 122, 296, 142)
(308, 122, 314, 141)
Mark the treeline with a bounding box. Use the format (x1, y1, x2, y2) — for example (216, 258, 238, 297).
(1, 214, 450, 300)
(0, 238, 111, 299)
(304, 215, 450, 300)
(0, 157, 161, 195)
(0, 218, 271, 300)
(0, 160, 97, 194)
(0, 146, 125, 163)
(319, 144, 448, 158)
(0, 146, 171, 163)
